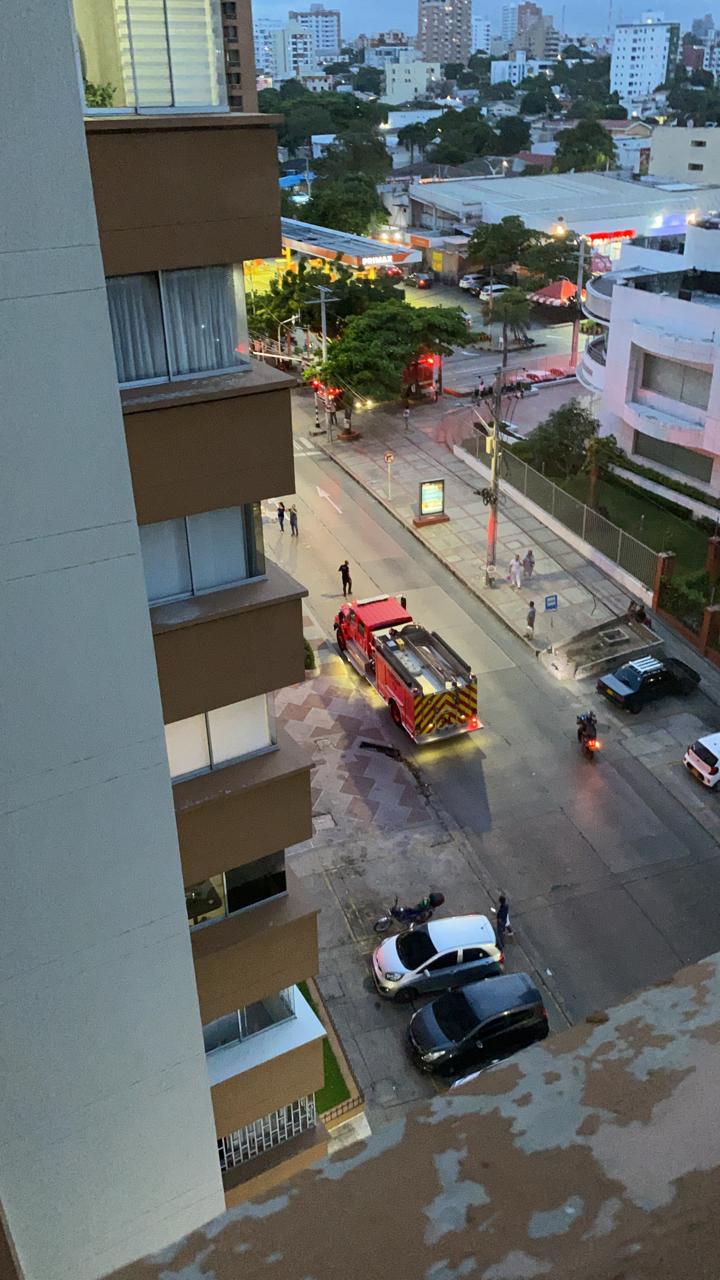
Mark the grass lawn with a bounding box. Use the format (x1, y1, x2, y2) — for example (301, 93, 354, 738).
(299, 981, 352, 1114)
(561, 474, 709, 573)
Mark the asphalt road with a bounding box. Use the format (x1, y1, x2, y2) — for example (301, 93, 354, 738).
(274, 443, 720, 1026)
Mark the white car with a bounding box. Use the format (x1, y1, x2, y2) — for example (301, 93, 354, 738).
(478, 283, 511, 300)
(372, 914, 503, 1001)
(684, 732, 720, 787)
(459, 273, 486, 291)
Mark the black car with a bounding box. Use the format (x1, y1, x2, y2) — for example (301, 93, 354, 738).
(596, 654, 700, 714)
(406, 272, 433, 289)
(408, 972, 548, 1075)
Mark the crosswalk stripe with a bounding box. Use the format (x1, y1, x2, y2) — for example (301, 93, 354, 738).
(293, 436, 322, 457)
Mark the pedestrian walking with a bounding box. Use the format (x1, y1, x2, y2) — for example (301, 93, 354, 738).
(338, 560, 352, 597)
(523, 548, 535, 580)
(328, 398, 338, 427)
(472, 384, 480, 405)
(277, 501, 286, 533)
(508, 553, 523, 589)
(289, 505, 298, 537)
(526, 600, 536, 639)
(403, 406, 410, 431)
(494, 894, 511, 950)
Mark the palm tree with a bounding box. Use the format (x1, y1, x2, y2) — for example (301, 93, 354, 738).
(397, 122, 430, 164)
(583, 433, 625, 509)
(482, 288, 531, 366)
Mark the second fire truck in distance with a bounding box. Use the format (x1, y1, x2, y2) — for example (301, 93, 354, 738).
(334, 595, 480, 743)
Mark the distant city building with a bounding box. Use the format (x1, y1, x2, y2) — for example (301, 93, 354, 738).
(511, 14, 559, 59)
(253, 16, 284, 75)
(517, 1, 543, 34)
(692, 13, 714, 38)
(289, 5, 341, 60)
(704, 43, 720, 81)
(610, 16, 680, 101)
(272, 21, 317, 79)
(491, 49, 554, 84)
(417, 0, 472, 65)
(366, 44, 420, 68)
(384, 58, 442, 103)
(220, 0, 257, 112)
(472, 14, 492, 52)
(501, 4, 519, 42)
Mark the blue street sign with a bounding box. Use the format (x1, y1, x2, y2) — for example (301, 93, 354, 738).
(544, 594, 558, 612)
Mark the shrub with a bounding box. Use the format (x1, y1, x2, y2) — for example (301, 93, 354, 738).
(659, 579, 706, 633)
(615, 456, 720, 515)
(303, 637, 316, 670)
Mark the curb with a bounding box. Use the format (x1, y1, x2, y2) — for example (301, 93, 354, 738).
(314, 437, 540, 658)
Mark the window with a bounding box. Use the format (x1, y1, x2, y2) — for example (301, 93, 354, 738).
(632, 430, 713, 483)
(426, 951, 459, 971)
(222, 0, 236, 13)
(107, 266, 249, 386)
(688, 162, 705, 171)
(691, 139, 707, 147)
(203, 989, 295, 1052)
(165, 694, 275, 780)
(228, 72, 242, 84)
(139, 505, 264, 604)
(227, 48, 240, 63)
(225, 24, 238, 37)
(73, 0, 226, 112)
(462, 947, 490, 962)
(640, 353, 712, 411)
(185, 853, 287, 928)
(218, 1095, 316, 1170)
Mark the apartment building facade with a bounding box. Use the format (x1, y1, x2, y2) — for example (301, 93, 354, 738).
(289, 4, 342, 60)
(472, 14, 492, 53)
(578, 220, 720, 503)
(417, 0, 472, 65)
(272, 22, 317, 80)
(1, 3, 325, 1278)
(253, 15, 284, 76)
(610, 17, 680, 102)
(220, 0, 258, 112)
(650, 127, 720, 183)
(385, 58, 442, 102)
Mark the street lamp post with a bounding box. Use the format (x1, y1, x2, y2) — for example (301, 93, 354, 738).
(306, 286, 338, 362)
(484, 364, 504, 588)
(552, 216, 587, 372)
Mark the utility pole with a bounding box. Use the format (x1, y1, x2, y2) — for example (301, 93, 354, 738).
(484, 365, 504, 588)
(307, 285, 338, 362)
(570, 235, 586, 371)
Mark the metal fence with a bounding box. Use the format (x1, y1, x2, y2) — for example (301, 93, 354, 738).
(499, 450, 659, 589)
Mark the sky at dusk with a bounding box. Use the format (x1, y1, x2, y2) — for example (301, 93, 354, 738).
(255, 0, 705, 39)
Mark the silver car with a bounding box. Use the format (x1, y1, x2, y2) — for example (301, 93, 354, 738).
(372, 914, 504, 1001)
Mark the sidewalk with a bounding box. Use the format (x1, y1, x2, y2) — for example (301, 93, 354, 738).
(295, 390, 630, 654)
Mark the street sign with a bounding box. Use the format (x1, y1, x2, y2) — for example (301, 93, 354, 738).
(419, 479, 445, 518)
(544, 594, 558, 611)
(384, 451, 395, 464)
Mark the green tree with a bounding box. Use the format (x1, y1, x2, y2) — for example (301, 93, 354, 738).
(442, 62, 466, 80)
(353, 66, 383, 94)
(316, 123, 391, 182)
(467, 215, 532, 275)
(525, 399, 600, 479)
(319, 300, 468, 401)
(583, 433, 625, 508)
(248, 262, 402, 341)
(280, 79, 311, 100)
(481, 288, 531, 365)
(603, 103, 628, 119)
(483, 80, 516, 100)
(426, 107, 496, 163)
(495, 116, 531, 154)
(554, 119, 616, 171)
(304, 173, 389, 234)
(518, 229, 588, 289)
(281, 102, 336, 153)
(258, 87, 282, 113)
(520, 85, 554, 114)
(397, 122, 432, 162)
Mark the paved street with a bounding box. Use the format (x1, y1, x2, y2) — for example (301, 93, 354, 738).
(269, 433, 720, 1130)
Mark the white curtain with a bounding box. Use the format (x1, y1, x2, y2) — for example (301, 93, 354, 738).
(162, 265, 246, 376)
(106, 273, 168, 384)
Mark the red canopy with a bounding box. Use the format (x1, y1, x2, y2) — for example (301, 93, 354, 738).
(528, 278, 587, 307)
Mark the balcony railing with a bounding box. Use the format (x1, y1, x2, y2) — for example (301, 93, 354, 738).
(73, 0, 227, 113)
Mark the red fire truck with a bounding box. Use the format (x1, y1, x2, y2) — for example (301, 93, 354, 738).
(334, 595, 480, 743)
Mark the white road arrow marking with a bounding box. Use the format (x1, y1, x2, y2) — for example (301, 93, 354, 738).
(316, 486, 342, 514)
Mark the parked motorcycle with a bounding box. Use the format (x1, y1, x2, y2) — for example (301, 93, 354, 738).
(576, 711, 601, 761)
(373, 892, 445, 935)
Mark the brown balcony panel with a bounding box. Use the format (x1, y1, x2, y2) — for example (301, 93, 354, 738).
(151, 563, 307, 721)
(174, 730, 312, 885)
(191, 871, 319, 1021)
(123, 366, 295, 525)
(222, 1123, 328, 1207)
(86, 115, 282, 275)
(212, 1039, 324, 1138)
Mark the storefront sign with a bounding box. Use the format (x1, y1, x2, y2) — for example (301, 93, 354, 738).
(419, 479, 446, 518)
(361, 254, 394, 265)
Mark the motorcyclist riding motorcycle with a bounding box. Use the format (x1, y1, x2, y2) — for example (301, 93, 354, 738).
(576, 711, 600, 760)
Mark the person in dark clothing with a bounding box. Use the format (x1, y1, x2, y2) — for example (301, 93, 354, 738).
(328, 398, 338, 426)
(495, 893, 510, 950)
(339, 560, 352, 596)
(289, 505, 298, 537)
(277, 501, 286, 533)
(344, 404, 353, 429)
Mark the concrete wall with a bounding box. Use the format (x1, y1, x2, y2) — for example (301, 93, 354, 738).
(0, 4, 225, 1278)
(650, 126, 720, 185)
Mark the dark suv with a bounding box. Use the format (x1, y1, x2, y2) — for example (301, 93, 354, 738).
(597, 654, 700, 713)
(408, 972, 548, 1075)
